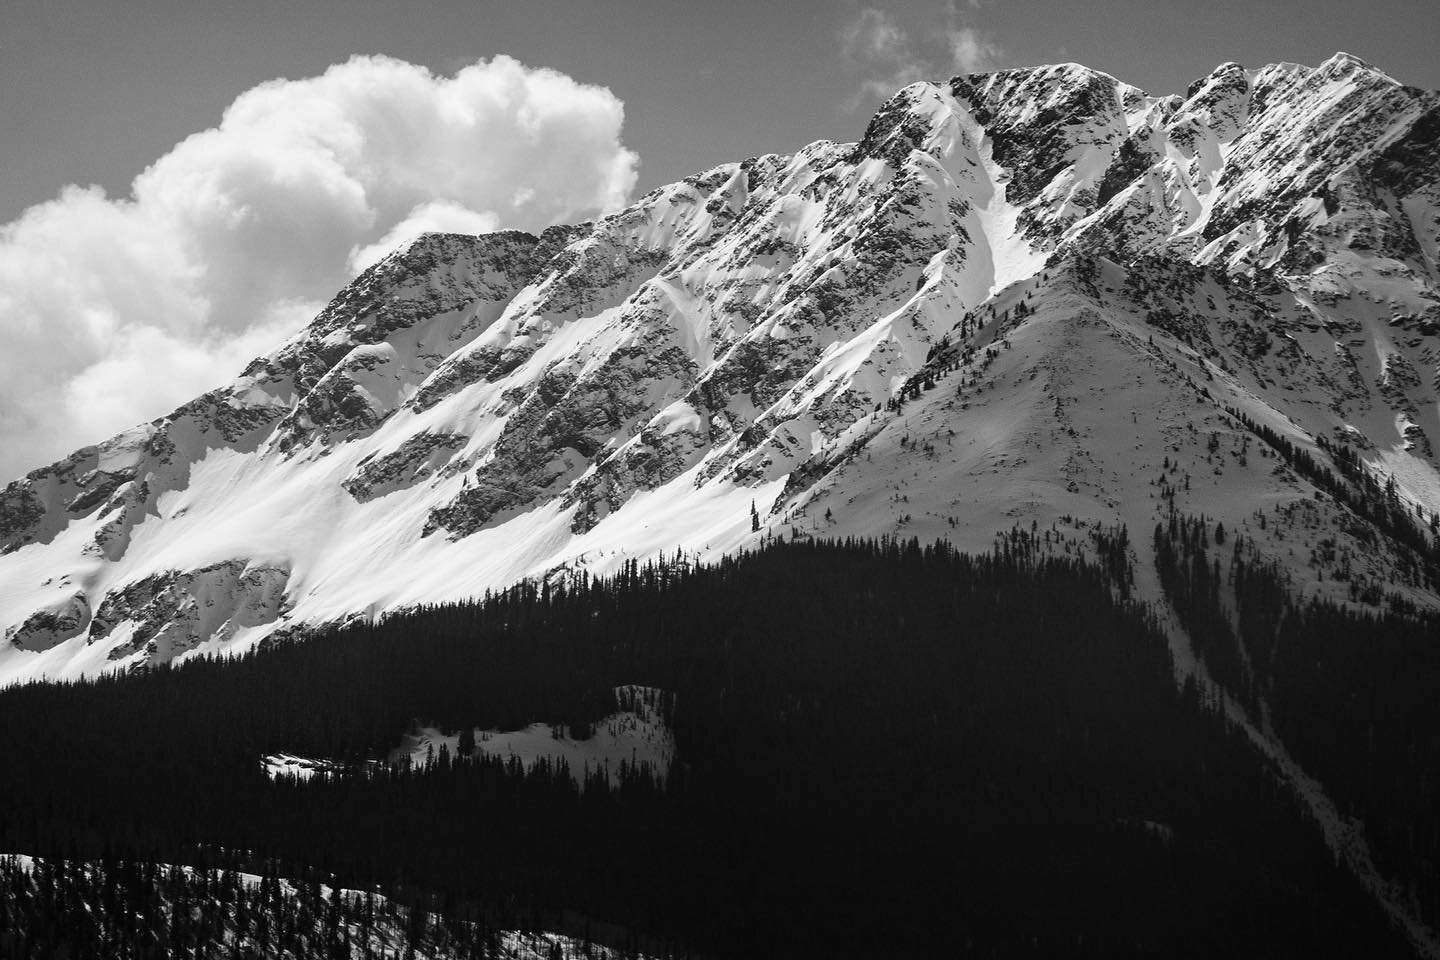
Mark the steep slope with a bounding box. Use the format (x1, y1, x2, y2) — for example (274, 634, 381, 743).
(1, 54, 1438, 684)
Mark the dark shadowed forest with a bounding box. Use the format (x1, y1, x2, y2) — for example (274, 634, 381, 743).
(0, 536, 1430, 958)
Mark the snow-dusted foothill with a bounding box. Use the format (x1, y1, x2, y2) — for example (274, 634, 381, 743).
(0, 853, 661, 960)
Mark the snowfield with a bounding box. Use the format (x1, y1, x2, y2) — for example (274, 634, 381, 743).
(262, 685, 674, 786)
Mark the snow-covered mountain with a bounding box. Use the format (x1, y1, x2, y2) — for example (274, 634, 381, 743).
(2, 52, 1438, 682)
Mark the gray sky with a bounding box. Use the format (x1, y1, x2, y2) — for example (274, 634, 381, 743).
(0, 0, 1436, 478)
(4, 0, 1437, 225)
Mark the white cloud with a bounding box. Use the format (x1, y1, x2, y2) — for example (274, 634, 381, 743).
(349, 200, 501, 274)
(840, 6, 1006, 108)
(841, 8, 932, 105)
(946, 26, 1005, 75)
(0, 54, 639, 479)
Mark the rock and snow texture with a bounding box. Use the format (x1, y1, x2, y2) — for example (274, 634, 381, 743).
(2, 52, 1439, 682)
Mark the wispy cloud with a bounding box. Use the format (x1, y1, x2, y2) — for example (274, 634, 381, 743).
(841, 8, 932, 104)
(946, 25, 1005, 74)
(0, 55, 640, 478)
(839, 4, 1006, 108)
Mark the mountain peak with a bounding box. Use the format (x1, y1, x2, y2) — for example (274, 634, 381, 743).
(1323, 50, 1375, 72)
(1184, 61, 1247, 98)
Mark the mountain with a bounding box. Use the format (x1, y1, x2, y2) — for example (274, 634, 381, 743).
(2, 52, 1439, 683)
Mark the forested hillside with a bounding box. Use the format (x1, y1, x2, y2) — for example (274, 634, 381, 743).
(0, 538, 1419, 957)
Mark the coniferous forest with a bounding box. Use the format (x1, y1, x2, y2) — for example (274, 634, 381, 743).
(0, 537, 1428, 957)
(1155, 512, 1440, 933)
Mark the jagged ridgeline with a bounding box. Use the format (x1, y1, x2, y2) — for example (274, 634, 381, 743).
(0, 540, 1418, 959)
(2, 53, 1439, 678)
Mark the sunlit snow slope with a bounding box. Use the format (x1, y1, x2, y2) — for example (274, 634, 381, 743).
(2, 53, 1438, 682)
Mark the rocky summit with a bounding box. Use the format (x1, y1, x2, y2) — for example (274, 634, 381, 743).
(2, 53, 1438, 681)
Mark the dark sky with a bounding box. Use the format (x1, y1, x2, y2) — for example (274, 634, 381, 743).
(3, 0, 1437, 224)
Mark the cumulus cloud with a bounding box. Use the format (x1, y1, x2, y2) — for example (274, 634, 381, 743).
(0, 54, 639, 479)
(349, 200, 501, 274)
(840, 6, 1006, 107)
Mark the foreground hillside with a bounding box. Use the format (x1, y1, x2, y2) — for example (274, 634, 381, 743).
(2, 53, 1438, 681)
(0, 854, 651, 960)
(0, 540, 1424, 958)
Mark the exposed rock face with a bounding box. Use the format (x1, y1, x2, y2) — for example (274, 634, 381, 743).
(344, 432, 468, 503)
(6, 592, 90, 652)
(1, 53, 1438, 681)
(88, 561, 290, 664)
